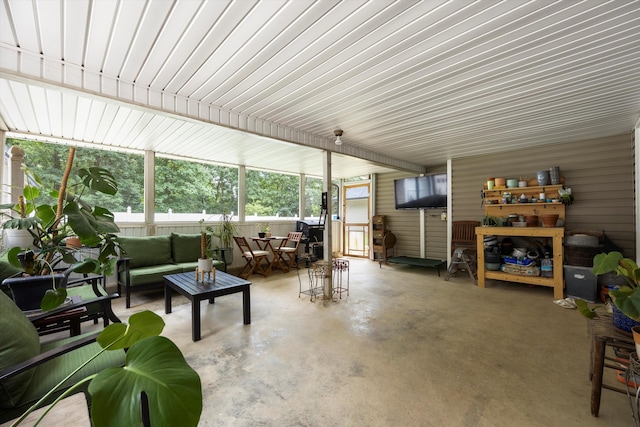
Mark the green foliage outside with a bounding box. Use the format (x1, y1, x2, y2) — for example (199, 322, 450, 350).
(7, 138, 341, 218)
(154, 157, 238, 214)
(246, 170, 299, 217)
(7, 139, 144, 213)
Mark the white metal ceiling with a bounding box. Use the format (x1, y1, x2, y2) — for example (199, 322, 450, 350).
(0, 0, 639, 179)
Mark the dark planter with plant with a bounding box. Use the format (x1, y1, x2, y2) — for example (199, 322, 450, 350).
(576, 251, 640, 323)
(207, 213, 238, 267)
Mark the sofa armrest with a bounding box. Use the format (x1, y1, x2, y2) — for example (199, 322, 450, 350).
(0, 333, 99, 381)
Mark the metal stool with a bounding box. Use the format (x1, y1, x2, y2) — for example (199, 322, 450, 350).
(445, 248, 477, 284)
(333, 259, 350, 299)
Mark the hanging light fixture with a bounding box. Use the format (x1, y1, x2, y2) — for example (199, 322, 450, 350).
(334, 129, 343, 145)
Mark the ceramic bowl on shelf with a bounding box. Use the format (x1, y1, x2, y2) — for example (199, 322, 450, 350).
(512, 221, 527, 227)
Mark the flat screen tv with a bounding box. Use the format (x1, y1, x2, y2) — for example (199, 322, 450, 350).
(394, 174, 448, 209)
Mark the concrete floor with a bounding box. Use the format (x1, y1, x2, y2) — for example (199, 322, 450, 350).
(5, 257, 635, 426)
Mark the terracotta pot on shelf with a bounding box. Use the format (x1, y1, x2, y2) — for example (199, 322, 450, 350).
(525, 215, 538, 227)
(494, 177, 506, 187)
(540, 214, 559, 227)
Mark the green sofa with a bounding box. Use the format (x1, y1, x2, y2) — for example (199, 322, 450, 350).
(117, 233, 225, 308)
(0, 290, 125, 424)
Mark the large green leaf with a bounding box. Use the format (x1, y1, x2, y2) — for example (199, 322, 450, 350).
(41, 287, 68, 311)
(592, 251, 623, 276)
(610, 287, 640, 322)
(78, 167, 118, 195)
(97, 310, 165, 350)
(35, 204, 56, 229)
(1, 217, 39, 230)
(88, 336, 202, 427)
(575, 299, 599, 319)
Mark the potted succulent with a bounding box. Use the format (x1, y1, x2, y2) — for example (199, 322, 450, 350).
(0, 147, 120, 310)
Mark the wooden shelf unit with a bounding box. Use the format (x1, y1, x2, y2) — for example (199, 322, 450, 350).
(483, 184, 566, 220)
(371, 215, 388, 263)
(476, 226, 565, 299)
(477, 182, 566, 299)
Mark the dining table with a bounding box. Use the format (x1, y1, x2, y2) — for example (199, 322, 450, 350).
(251, 236, 289, 273)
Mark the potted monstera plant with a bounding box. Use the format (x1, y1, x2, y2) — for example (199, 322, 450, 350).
(2, 146, 203, 427)
(1, 147, 120, 311)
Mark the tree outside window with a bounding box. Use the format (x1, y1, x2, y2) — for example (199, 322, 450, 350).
(155, 157, 238, 220)
(245, 170, 299, 220)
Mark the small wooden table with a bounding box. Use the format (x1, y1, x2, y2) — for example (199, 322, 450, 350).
(251, 236, 289, 272)
(26, 295, 87, 337)
(164, 271, 251, 342)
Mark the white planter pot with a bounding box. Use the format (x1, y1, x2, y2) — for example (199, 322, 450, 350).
(3, 229, 35, 251)
(197, 258, 213, 272)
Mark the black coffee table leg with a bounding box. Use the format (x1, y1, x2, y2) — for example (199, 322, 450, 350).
(243, 287, 251, 325)
(165, 284, 172, 314)
(192, 298, 201, 341)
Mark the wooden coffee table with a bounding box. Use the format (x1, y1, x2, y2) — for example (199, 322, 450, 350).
(164, 271, 251, 342)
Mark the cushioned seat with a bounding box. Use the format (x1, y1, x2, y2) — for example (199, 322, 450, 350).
(117, 234, 224, 308)
(0, 291, 125, 424)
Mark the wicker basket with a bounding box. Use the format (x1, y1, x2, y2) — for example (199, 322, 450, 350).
(563, 244, 603, 267)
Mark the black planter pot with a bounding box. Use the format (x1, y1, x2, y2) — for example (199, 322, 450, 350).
(3, 274, 64, 311)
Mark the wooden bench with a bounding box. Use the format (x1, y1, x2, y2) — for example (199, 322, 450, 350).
(381, 256, 446, 276)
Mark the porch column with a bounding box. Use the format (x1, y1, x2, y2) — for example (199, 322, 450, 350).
(323, 151, 333, 299)
(9, 145, 25, 204)
(144, 151, 155, 235)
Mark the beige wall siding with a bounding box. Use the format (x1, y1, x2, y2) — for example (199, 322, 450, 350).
(452, 133, 636, 258)
(375, 171, 422, 258)
(376, 133, 636, 260)
(375, 170, 448, 261)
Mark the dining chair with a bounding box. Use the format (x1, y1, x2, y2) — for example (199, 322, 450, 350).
(451, 220, 480, 257)
(233, 236, 271, 279)
(274, 232, 303, 272)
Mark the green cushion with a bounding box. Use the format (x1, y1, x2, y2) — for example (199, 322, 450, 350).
(119, 265, 183, 287)
(171, 233, 207, 264)
(118, 235, 173, 268)
(13, 333, 125, 419)
(0, 291, 40, 409)
(67, 283, 108, 317)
